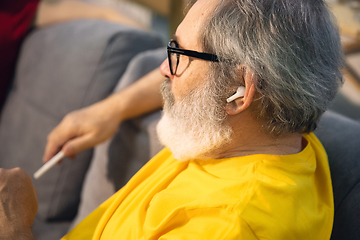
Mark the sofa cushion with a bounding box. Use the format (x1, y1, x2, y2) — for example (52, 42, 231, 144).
(0, 19, 163, 224)
(70, 47, 166, 229)
(315, 111, 360, 239)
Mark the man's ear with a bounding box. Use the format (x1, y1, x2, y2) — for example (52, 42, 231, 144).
(225, 66, 257, 115)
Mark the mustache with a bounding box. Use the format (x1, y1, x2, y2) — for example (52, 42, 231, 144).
(161, 78, 175, 108)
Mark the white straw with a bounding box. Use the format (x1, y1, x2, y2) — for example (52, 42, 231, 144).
(34, 151, 65, 179)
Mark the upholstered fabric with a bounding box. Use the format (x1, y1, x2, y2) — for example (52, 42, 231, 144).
(315, 111, 360, 240)
(0, 19, 163, 239)
(70, 47, 166, 229)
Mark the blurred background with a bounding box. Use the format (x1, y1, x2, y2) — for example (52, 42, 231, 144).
(62, 0, 187, 43)
(326, 0, 360, 121)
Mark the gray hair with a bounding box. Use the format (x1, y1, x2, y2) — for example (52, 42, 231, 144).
(200, 0, 344, 135)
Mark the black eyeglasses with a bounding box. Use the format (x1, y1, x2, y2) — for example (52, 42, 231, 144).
(167, 39, 219, 75)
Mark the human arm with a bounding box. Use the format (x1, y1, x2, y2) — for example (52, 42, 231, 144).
(0, 168, 38, 240)
(35, 0, 146, 29)
(43, 68, 164, 161)
(131, 0, 170, 16)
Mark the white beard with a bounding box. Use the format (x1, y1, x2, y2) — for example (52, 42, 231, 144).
(156, 79, 233, 161)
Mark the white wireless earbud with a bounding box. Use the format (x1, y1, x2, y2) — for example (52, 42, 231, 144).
(226, 86, 245, 103)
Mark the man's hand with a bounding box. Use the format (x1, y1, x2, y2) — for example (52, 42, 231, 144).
(43, 97, 121, 162)
(43, 68, 164, 162)
(0, 168, 37, 240)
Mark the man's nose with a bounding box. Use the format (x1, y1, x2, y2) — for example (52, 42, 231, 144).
(160, 59, 171, 78)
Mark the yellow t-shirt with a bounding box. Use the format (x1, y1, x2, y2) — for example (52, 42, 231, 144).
(62, 133, 333, 239)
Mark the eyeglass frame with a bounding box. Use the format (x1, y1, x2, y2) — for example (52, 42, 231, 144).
(167, 39, 220, 75)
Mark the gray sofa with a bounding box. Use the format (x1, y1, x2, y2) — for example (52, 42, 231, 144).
(0, 19, 164, 239)
(0, 19, 359, 240)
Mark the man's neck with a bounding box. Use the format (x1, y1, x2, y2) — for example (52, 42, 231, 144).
(209, 112, 304, 159)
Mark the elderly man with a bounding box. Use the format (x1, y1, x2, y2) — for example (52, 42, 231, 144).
(0, 0, 343, 239)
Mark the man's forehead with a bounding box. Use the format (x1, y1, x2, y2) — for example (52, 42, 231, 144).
(175, 0, 220, 49)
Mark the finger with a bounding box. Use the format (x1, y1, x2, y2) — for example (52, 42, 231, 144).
(42, 121, 78, 162)
(62, 134, 98, 157)
(55, 153, 75, 165)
